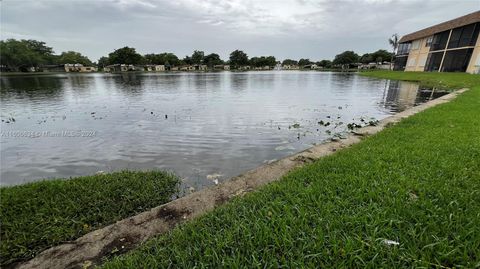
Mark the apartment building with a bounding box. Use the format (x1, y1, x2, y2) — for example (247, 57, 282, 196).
(394, 11, 480, 74)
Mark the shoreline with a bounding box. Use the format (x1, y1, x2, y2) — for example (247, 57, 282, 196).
(0, 69, 357, 77)
(14, 86, 468, 269)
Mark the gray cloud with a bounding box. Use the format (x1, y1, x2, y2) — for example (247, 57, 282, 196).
(1, 0, 478, 62)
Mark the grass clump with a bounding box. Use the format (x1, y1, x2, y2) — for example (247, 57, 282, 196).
(360, 70, 480, 89)
(101, 74, 480, 268)
(0, 170, 179, 266)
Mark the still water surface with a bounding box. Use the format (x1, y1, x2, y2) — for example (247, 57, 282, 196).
(1, 71, 445, 189)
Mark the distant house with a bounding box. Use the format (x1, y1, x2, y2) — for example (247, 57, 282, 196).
(193, 64, 208, 71)
(302, 64, 319, 70)
(395, 11, 480, 73)
(282, 64, 299, 70)
(359, 62, 391, 70)
(104, 64, 136, 72)
(143, 65, 165, 71)
(41, 65, 67, 72)
(64, 64, 97, 72)
(170, 66, 179, 71)
(213, 64, 230, 70)
(238, 65, 251, 70)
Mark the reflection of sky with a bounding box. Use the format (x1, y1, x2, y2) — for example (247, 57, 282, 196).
(0, 72, 434, 189)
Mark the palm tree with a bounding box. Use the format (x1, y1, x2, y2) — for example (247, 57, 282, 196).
(388, 34, 399, 70)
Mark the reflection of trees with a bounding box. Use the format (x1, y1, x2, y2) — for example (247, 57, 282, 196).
(0, 76, 64, 101)
(229, 74, 248, 92)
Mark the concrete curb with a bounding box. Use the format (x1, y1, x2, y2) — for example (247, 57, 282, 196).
(16, 88, 468, 269)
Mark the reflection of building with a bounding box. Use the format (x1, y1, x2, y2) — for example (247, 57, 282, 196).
(395, 11, 480, 73)
(382, 80, 419, 112)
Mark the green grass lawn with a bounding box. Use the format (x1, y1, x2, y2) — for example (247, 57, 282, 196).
(101, 71, 480, 268)
(0, 170, 179, 266)
(360, 70, 480, 89)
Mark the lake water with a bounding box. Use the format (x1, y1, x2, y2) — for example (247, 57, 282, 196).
(0, 71, 446, 189)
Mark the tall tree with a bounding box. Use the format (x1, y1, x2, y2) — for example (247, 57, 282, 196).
(317, 60, 332, 68)
(359, 53, 373, 64)
(97, 56, 110, 67)
(183, 56, 193, 65)
(203, 53, 223, 67)
(191, 50, 205, 64)
(57, 51, 92, 65)
(282, 59, 298, 65)
(332, 51, 359, 68)
(229, 50, 249, 68)
(298, 58, 311, 67)
(108, 47, 144, 65)
(0, 39, 54, 71)
(388, 33, 399, 70)
(371, 49, 394, 64)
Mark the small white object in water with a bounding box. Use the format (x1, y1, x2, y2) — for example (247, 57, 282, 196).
(382, 239, 400, 246)
(95, 171, 105, 175)
(213, 179, 219, 185)
(206, 173, 223, 180)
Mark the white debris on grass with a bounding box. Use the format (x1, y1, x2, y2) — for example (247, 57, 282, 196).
(382, 239, 400, 246)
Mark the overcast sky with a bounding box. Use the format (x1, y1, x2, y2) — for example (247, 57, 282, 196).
(1, 0, 479, 62)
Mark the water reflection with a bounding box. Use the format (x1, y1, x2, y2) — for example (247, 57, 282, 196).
(1, 72, 446, 189)
(380, 80, 448, 112)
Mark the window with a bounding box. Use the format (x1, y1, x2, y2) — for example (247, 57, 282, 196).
(418, 55, 427, 66)
(441, 48, 474, 72)
(448, 23, 480, 49)
(393, 56, 408, 71)
(425, 52, 443, 71)
(397, 42, 411, 55)
(430, 30, 450, 51)
(447, 27, 462, 48)
(425, 36, 433, 47)
(459, 22, 479, 47)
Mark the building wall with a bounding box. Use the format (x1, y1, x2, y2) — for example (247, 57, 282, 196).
(404, 37, 431, 72)
(401, 21, 480, 73)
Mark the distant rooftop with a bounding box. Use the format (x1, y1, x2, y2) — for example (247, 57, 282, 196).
(399, 10, 480, 43)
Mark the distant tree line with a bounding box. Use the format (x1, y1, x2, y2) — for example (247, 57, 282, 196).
(0, 39, 93, 72)
(1, 38, 394, 72)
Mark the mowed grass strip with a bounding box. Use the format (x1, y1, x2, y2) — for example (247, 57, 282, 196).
(360, 70, 480, 89)
(0, 170, 179, 266)
(102, 75, 480, 268)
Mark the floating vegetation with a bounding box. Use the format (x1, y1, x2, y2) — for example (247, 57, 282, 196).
(347, 123, 362, 130)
